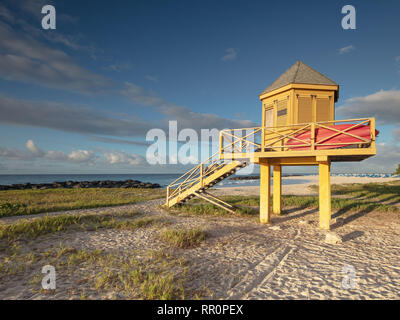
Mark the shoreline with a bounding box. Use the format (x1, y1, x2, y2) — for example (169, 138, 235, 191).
(0, 174, 398, 192)
(215, 175, 400, 196)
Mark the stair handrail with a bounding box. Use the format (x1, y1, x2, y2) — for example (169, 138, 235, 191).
(167, 150, 234, 202)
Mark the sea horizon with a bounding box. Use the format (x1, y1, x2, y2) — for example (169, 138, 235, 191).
(0, 173, 313, 187)
(0, 172, 396, 188)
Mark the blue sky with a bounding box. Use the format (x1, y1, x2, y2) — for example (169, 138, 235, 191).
(0, 0, 399, 174)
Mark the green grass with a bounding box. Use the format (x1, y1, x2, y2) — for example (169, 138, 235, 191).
(0, 188, 165, 218)
(160, 228, 207, 248)
(309, 180, 400, 204)
(0, 243, 187, 299)
(0, 215, 185, 299)
(0, 211, 156, 241)
(171, 181, 399, 216)
(167, 202, 256, 217)
(167, 192, 398, 217)
(64, 248, 186, 299)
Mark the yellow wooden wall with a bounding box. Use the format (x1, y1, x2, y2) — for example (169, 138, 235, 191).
(261, 86, 336, 148)
(293, 89, 335, 124)
(261, 88, 336, 128)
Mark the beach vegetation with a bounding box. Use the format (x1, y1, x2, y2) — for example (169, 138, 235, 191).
(1, 243, 186, 299)
(0, 211, 156, 241)
(309, 180, 400, 204)
(160, 228, 207, 248)
(167, 192, 398, 217)
(0, 188, 165, 218)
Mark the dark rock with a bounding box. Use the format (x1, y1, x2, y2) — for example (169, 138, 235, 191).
(1, 179, 162, 190)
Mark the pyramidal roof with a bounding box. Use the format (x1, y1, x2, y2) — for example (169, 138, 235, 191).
(261, 61, 338, 95)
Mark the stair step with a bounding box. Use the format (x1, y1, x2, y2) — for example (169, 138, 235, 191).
(168, 159, 249, 207)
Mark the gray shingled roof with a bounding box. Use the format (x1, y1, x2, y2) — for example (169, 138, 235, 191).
(261, 61, 338, 95)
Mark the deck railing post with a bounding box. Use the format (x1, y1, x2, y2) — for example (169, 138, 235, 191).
(370, 118, 376, 149)
(166, 186, 170, 206)
(310, 122, 315, 151)
(200, 163, 204, 187)
(261, 127, 265, 151)
(219, 131, 223, 159)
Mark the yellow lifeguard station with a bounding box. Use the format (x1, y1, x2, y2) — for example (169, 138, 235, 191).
(166, 61, 377, 230)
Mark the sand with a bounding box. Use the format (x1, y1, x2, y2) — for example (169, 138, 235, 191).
(214, 175, 400, 196)
(1, 176, 399, 300)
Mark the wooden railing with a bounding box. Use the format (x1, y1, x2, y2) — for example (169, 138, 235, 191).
(219, 118, 376, 156)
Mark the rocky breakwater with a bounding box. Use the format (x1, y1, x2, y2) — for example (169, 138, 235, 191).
(0, 180, 161, 191)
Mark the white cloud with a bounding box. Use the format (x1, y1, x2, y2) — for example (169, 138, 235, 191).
(336, 90, 400, 125)
(122, 82, 165, 106)
(0, 139, 152, 169)
(122, 82, 256, 133)
(26, 139, 44, 156)
(104, 151, 144, 166)
(145, 75, 159, 83)
(68, 150, 97, 163)
(0, 88, 255, 140)
(338, 45, 355, 55)
(44, 150, 68, 161)
(0, 94, 153, 137)
(0, 140, 98, 165)
(90, 136, 150, 146)
(221, 48, 238, 62)
(335, 143, 400, 173)
(0, 147, 30, 160)
(0, 20, 110, 94)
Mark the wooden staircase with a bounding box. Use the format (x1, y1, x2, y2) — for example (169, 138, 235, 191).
(166, 152, 247, 211)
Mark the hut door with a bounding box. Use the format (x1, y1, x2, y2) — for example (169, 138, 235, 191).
(265, 108, 274, 127)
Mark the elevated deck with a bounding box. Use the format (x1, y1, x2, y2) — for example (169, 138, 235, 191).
(219, 118, 376, 165)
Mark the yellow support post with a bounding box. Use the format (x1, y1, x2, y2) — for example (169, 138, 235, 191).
(200, 163, 204, 187)
(318, 161, 331, 230)
(273, 165, 282, 215)
(260, 161, 271, 224)
(166, 186, 170, 206)
(219, 131, 224, 158)
(310, 122, 315, 151)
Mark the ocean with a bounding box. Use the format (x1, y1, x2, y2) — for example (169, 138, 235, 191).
(0, 174, 310, 188)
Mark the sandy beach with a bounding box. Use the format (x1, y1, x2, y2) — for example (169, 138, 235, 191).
(0, 176, 399, 300)
(215, 175, 400, 196)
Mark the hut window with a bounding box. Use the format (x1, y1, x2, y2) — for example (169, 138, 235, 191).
(277, 109, 287, 117)
(277, 99, 288, 126)
(265, 108, 274, 127)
